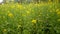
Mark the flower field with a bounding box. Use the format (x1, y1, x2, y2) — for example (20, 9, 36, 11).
(0, 2, 60, 34)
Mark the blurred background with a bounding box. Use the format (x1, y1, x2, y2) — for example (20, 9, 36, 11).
(0, 0, 60, 4)
(0, 0, 60, 34)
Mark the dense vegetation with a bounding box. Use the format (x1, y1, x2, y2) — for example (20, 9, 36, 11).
(0, 2, 60, 34)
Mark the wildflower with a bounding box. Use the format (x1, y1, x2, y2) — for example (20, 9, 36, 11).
(32, 19, 37, 24)
(8, 13, 14, 18)
(26, 11, 30, 14)
(57, 11, 60, 15)
(17, 4, 23, 9)
(56, 9, 59, 12)
(11, 5, 15, 8)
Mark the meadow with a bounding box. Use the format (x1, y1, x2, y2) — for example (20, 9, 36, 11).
(0, 2, 60, 34)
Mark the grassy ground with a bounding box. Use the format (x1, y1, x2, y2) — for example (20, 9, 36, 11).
(0, 3, 60, 34)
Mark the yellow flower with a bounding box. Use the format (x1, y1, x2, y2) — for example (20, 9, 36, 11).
(3, 29, 7, 32)
(26, 11, 30, 14)
(17, 4, 23, 9)
(8, 13, 14, 18)
(11, 5, 15, 8)
(56, 9, 59, 12)
(57, 11, 60, 15)
(32, 19, 37, 24)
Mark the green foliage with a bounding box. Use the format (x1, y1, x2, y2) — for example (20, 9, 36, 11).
(0, 3, 60, 34)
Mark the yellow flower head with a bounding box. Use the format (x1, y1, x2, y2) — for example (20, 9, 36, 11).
(8, 13, 14, 18)
(57, 11, 60, 15)
(26, 11, 30, 14)
(56, 9, 59, 12)
(17, 4, 23, 9)
(32, 19, 37, 24)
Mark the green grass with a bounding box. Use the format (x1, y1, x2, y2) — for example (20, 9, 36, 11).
(0, 3, 60, 34)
